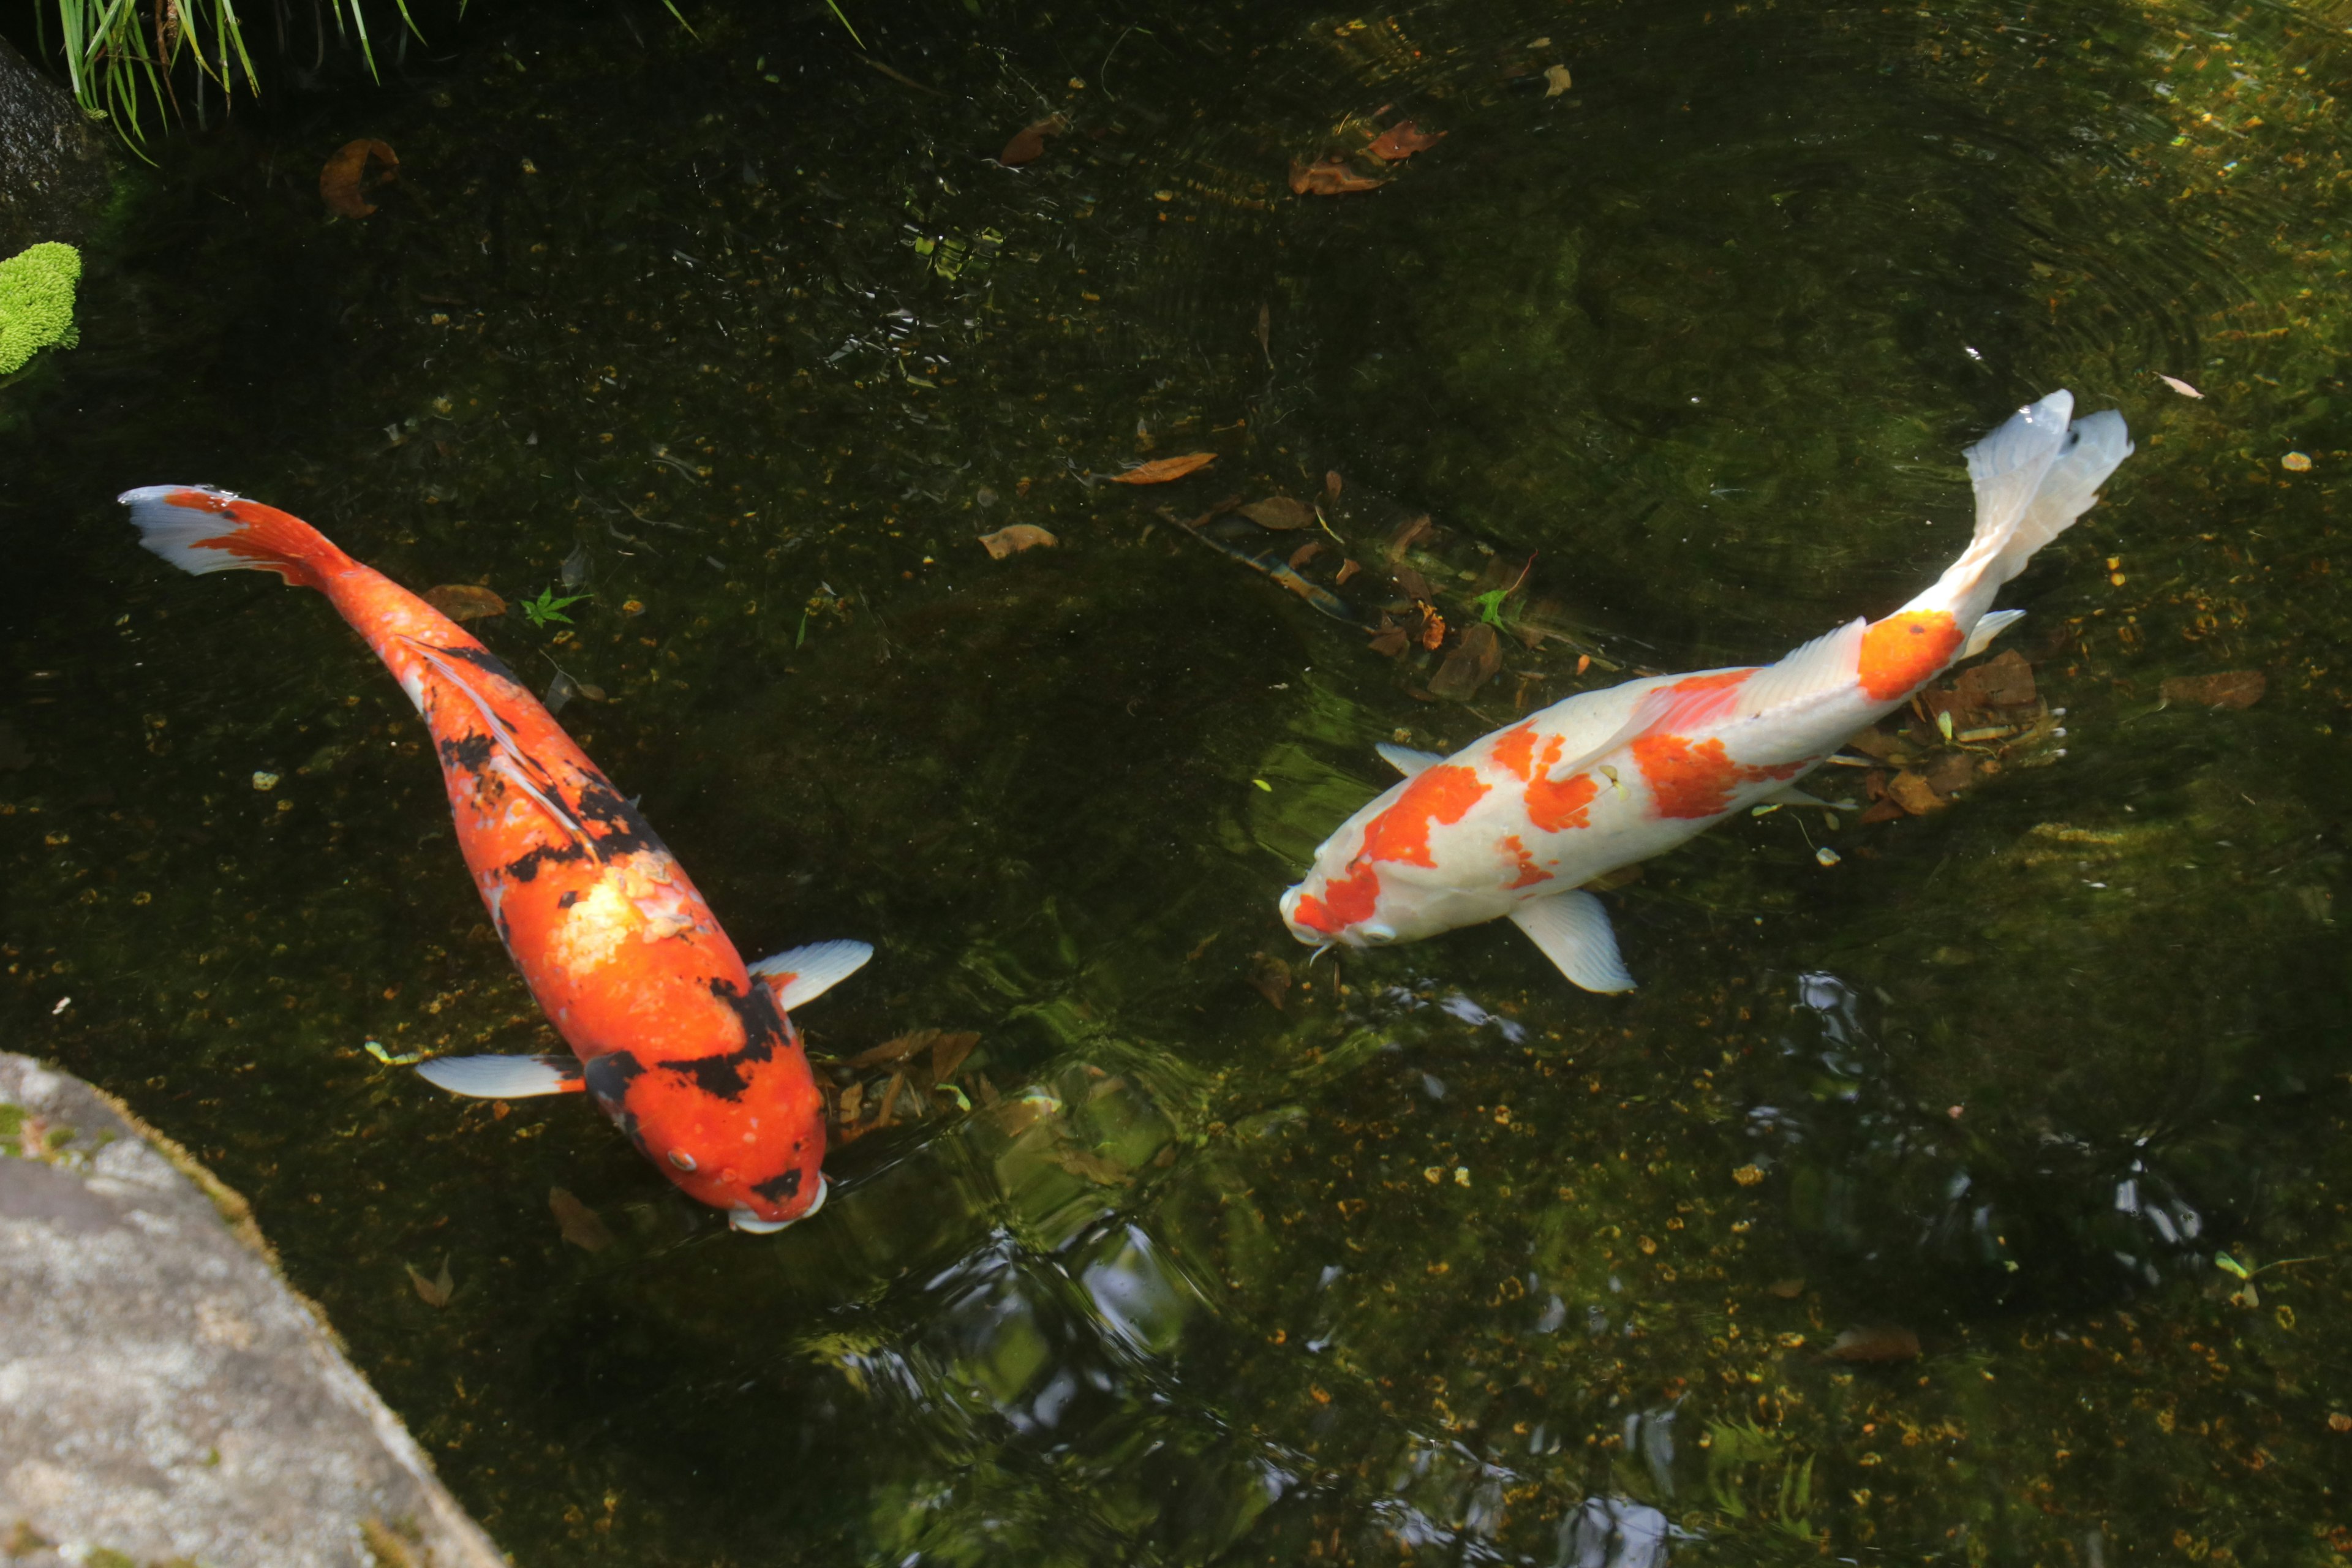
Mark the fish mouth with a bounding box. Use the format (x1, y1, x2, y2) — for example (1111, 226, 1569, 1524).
(727, 1172, 828, 1234)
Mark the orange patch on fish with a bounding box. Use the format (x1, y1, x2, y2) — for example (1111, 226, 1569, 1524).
(1492, 725, 1565, 784)
(1525, 770, 1600, 833)
(1361, 764, 1490, 868)
(1857, 611, 1962, 700)
(1294, 862, 1382, 933)
(1632, 734, 1806, 820)
(1501, 834, 1554, 889)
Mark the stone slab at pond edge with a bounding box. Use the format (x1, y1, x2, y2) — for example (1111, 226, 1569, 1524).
(0, 1052, 505, 1567)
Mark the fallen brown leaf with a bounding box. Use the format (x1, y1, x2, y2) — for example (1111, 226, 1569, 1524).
(1240, 496, 1318, 530)
(930, 1031, 978, 1084)
(423, 584, 506, 622)
(320, 138, 399, 219)
(1366, 119, 1446, 161)
(1387, 513, 1433, 557)
(1888, 771, 1945, 815)
(2160, 671, 2266, 710)
(1369, 625, 1410, 658)
(978, 524, 1058, 559)
(1920, 751, 1977, 799)
(1000, 114, 1068, 167)
(1325, 470, 1343, 499)
(1391, 565, 1437, 602)
(1287, 540, 1327, 570)
(548, 1187, 614, 1253)
(1765, 1277, 1805, 1299)
(1335, 558, 1363, 586)
(876, 1071, 906, 1128)
(1429, 622, 1503, 701)
(843, 1028, 940, 1072)
(1951, 649, 2037, 710)
(1108, 452, 1218, 484)
(1826, 1325, 1921, 1363)
(1289, 155, 1385, 196)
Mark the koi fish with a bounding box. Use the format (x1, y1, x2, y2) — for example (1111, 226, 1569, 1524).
(121, 486, 866, 1232)
(1279, 391, 2133, 990)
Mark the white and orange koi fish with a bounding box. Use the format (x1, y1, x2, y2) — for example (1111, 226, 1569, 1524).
(1279, 391, 2132, 990)
(123, 486, 868, 1232)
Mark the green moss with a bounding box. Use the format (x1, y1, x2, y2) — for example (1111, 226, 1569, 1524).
(0, 243, 82, 376)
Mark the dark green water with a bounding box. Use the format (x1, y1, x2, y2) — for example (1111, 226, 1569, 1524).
(5, 0, 2351, 1560)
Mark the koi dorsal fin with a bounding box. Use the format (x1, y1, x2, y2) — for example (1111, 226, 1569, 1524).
(1732, 617, 1868, 723)
(748, 940, 874, 1011)
(401, 635, 596, 851)
(1376, 744, 1446, 777)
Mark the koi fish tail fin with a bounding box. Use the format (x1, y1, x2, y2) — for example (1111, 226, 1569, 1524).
(119, 485, 349, 590)
(1917, 391, 2133, 622)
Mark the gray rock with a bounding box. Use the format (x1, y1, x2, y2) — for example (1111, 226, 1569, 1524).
(0, 1053, 505, 1568)
(0, 34, 115, 258)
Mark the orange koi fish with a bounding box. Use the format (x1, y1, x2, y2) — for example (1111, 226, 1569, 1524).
(1281, 391, 2133, 989)
(123, 486, 866, 1232)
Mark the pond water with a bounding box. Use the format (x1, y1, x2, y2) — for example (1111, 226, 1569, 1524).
(4, 0, 2351, 1560)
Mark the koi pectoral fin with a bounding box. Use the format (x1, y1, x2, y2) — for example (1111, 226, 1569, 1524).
(1510, 891, 1637, 994)
(748, 940, 875, 1011)
(415, 1054, 586, 1098)
(1375, 743, 1447, 777)
(1959, 608, 2026, 660)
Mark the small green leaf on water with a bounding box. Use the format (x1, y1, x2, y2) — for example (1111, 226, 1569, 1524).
(521, 587, 592, 628)
(2215, 1251, 2252, 1280)
(1252, 778, 1272, 792)
(1936, 709, 1955, 741)
(364, 1040, 423, 1066)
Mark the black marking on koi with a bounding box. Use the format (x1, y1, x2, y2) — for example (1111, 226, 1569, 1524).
(437, 731, 496, 773)
(503, 840, 590, 883)
(753, 1169, 803, 1202)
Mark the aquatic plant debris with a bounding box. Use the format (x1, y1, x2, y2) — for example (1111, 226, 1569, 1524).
(319, 138, 399, 219)
(1544, 64, 1574, 96)
(2158, 374, 2204, 398)
(1107, 452, 1218, 484)
(978, 524, 1057, 559)
(1826, 1325, 1922, 1362)
(405, 1254, 453, 1308)
(998, 115, 1068, 167)
(422, 584, 506, 621)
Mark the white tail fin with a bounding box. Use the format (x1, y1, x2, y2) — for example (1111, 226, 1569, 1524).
(1915, 393, 2133, 619)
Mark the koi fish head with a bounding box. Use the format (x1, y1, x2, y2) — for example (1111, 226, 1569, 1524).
(579, 987, 830, 1234)
(1279, 866, 1400, 950)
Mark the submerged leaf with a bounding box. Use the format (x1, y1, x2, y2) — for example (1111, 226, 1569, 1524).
(423, 584, 505, 621)
(1240, 496, 1317, 530)
(1366, 119, 1446, 162)
(930, 1031, 979, 1084)
(1287, 540, 1326, 570)
(2160, 671, 2266, 709)
(2158, 374, 2204, 399)
(1288, 156, 1386, 196)
(1248, 952, 1292, 1011)
(1544, 64, 1574, 96)
(406, 1254, 453, 1308)
(1000, 114, 1068, 167)
(321, 138, 399, 219)
(1826, 1325, 1921, 1362)
(978, 524, 1058, 559)
(1951, 649, 2036, 709)
(1429, 622, 1503, 700)
(548, 1187, 614, 1253)
(1108, 452, 1218, 484)
(844, 1028, 940, 1071)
